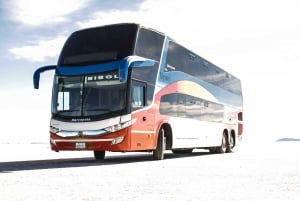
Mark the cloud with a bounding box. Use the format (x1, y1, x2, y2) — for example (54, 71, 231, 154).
(5, 0, 88, 26)
(77, 10, 140, 29)
(9, 0, 300, 65)
(9, 35, 66, 62)
(77, 0, 300, 45)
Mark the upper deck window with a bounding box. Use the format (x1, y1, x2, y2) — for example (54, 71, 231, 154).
(58, 24, 138, 66)
(166, 41, 242, 95)
(135, 28, 164, 62)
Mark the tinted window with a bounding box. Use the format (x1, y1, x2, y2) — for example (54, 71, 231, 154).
(130, 63, 159, 106)
(165, 41, 188, 73)
(166, 41, 242, 95)
(131, 80, 146, 111)
(135, 28, 164, 61)
(58, 24, 138, 66)
(166, 41, 213, 78)
(131, 63, 159, 85)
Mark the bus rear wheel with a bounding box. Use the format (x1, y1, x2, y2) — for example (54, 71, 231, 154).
(226, 133, 235, 153)
(210, 132, 227, 154)
(94, 151, 105, 160)
(219, 132, 227, 153)
(153, 127, 166, 160)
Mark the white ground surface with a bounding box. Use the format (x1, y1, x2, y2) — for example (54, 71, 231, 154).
(0, 139, 299, 201)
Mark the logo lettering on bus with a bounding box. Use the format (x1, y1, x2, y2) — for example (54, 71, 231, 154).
(87, 74, 119, 82)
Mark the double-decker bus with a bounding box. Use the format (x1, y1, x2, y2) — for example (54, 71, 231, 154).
(33, 23, 243, 160)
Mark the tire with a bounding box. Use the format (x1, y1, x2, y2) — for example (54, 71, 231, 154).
(226, 133, 235, 153)
(214, 132, 227, 154)
(153, 127, 166, 160)
(94, 151, 105, 160)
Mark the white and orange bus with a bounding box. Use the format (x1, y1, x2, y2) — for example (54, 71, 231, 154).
(33, 23, 243, 160)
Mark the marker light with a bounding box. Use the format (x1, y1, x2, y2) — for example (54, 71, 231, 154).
(111, 136, 124, 145)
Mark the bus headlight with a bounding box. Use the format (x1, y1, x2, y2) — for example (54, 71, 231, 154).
(50, 126, 59, 133)
(104, 124, 122, 132)
(111, 136, 124, 145)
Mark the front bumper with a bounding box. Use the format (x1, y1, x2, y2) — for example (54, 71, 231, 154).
(50, 128, 130, 151)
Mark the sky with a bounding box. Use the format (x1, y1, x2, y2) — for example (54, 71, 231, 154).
(0, 0, 300, 143)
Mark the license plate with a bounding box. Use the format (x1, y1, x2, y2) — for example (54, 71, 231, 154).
(75, 142, 86, 149)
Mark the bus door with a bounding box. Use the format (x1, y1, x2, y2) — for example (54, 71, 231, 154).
(130, 80, 155, 150)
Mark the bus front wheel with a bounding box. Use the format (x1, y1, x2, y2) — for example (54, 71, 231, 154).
(153, 127, 166, 160)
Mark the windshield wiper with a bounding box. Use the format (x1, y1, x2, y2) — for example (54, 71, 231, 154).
(85, 108, 112, 112)
(56, 110, 81, 114)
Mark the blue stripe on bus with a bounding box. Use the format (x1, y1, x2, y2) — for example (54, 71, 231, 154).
(130, 60, 156, 67)
(56, 60, 122, 76)
(55, 58, 156, 79)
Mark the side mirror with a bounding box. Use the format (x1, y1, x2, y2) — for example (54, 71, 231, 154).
(33, 65, 56, 89)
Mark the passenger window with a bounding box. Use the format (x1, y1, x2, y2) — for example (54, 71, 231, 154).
(131, 81, 146, 110)
(135, 28, 164, 62)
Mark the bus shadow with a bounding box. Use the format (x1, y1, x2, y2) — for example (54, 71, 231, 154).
(277, 138, 300, 142)
(0, 151, 210, 173)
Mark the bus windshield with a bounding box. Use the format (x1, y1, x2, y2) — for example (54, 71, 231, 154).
(58, 24, 138, 66)
(52, 73, 127, 119)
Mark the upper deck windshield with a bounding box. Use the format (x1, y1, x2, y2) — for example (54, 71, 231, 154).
(58, 24, 138, 66)
(52, 72, 127, 120)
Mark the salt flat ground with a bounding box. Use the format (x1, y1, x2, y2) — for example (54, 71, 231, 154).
(0, 139, 299, 201)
